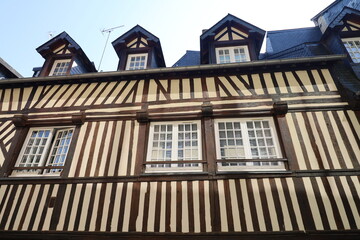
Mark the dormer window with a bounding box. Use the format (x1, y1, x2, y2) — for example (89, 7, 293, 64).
(49, 59, 71, 76)
(342, 37, 360, 63)
(216, 46, 250, 64)
(126, 53, 148, 70)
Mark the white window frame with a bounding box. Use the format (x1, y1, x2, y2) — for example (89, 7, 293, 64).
(126, 53, 148, 70)
(215, 46, 250, 64)
(49, 59, 72, 76)
(145, 120, 202, 173)
(214, 117, 285, 171)
(12, 127, 75, 177)
(342, 37, 360, 63)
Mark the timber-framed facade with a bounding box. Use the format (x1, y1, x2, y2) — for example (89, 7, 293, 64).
(0, 1, 360, 239)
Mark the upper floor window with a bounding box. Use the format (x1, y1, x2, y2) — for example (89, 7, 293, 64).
(49, 59, 71, 76)
(126, 53, 148, 70)
(145, 121, 202, 172)
(343, 38, 360, 63)
(214, 118, 285, 171)
(216, 46, 250, 64)
(12, 127, 74, 176)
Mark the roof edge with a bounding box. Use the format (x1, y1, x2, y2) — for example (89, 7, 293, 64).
(0, 55, 346, 85)
(0, 57, 23, 78)
(311, 0, 342, 21)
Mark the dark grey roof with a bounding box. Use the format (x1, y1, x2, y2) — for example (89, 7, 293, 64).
(0, 57, 22, 79)
(266, 27, 322, 56)
(312, 0, 360, 25)
(262, 43, 330, 60)
(172, 51, 200, 67)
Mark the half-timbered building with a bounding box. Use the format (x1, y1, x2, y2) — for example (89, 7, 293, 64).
(0, 0, 359, 239)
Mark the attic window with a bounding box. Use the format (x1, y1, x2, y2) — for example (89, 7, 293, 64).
(126, 53, 148, 70)
(343, 38, 360, 63)
(49, 59, 71, 76)
(216, 46, 250, 64)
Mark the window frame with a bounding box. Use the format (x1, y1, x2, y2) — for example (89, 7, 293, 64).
(11, 126, 75, 177)
(145, 120, 203, 173)
(215, 45, 250, 64)
(342, 37, 360, 63)
(214, 117, 285, 172)
(49, 59, 72, 76)
(125, 53, 148, 70)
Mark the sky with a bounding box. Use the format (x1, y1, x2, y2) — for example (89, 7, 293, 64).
(0, 0, 335, 77)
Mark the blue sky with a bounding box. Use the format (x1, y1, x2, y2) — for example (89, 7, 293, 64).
(1, 0, 334, 77)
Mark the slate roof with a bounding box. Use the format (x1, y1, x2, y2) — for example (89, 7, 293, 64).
(265, 27, 322, 56)
(0, 57, 22, 79)
(172, 51, 200, 67)
(312, 0, 360, 28)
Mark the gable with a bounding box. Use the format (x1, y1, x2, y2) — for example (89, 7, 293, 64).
(341, 19, 360, 32)
(126, 37, 149, 48)
(52, 44, 73, 55)
(214, 26, 249, 41)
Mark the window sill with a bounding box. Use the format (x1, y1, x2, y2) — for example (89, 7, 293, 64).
(141, 171, 209, 177)
(216, 170, 292, 175)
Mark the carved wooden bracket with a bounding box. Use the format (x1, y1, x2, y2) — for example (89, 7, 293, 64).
(201, 102, 213, 117)
(12, 114, 28, 127)
(349, 91, 360, 110)
(136, 110, 149, 123)
(71, 112, 86, 125)
(273, 101, 288, 116)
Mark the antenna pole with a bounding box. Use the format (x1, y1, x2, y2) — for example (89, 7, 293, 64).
(97, 25, 124, 71)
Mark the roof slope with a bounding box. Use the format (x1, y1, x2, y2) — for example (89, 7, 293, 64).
(0, 57, 22, 79)
(266, 27, 322, 55)
(172, 51, 200, 67)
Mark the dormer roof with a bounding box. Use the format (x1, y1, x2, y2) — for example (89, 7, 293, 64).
(36, 31, 96, 73)
(311, 0, 360, 33)
(112, 25, 165, 68)
(0, 57, 22, 79)
(328, 7, 360, 30)
(200, 14, 265, 41)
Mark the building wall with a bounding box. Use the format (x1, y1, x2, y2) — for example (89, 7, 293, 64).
(0, 63, 359, 239)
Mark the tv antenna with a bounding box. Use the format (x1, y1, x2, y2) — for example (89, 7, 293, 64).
(98, 25, 124, 71)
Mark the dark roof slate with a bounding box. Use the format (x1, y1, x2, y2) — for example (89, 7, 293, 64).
(172, 51, 200, 67)
(0, 57, 22, 78)
(266, 27, 323, 56)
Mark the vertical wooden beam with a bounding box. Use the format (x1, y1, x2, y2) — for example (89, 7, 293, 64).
(134, 112, 149, 175)
(273, 102, 298, 170)
(202, 117, 216, 174)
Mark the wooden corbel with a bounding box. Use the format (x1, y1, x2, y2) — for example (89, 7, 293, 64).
(136, 110, 149, 123)
(12, 114, 28, 127)
(71, 112, 86, 125)
(201, 101, 213, 117)
(273, 101, 288, 116)
(349, 91, 360, 110)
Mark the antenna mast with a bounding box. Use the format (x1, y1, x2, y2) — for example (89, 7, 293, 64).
(98, 25, 124, 71)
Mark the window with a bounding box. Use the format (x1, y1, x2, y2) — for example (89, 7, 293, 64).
(343, 38, 360, 63)
(126, 53, 148, 70)
(214, 118, 285, 171)
(12, 127, 74, 176)
(49, 59, 71, 76)
(145, 121, 202, 172)
(216, 46, 250, 64)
